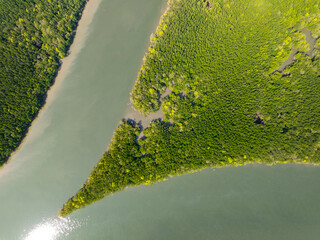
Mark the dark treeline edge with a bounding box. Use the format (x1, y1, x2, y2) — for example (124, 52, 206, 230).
(0, 0, 88, 165)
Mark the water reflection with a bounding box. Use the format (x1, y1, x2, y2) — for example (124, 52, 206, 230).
(23, 217, 85, 240)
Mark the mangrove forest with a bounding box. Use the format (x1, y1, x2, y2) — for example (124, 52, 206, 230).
(57, 0, 320, 216)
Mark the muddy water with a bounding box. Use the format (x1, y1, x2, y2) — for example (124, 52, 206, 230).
(2, 1, 320, 240)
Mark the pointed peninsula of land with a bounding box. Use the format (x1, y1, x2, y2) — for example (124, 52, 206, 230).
(60, 0, 320, 216)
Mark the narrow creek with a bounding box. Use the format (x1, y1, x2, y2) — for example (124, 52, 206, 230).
(273, 27, 318, 75)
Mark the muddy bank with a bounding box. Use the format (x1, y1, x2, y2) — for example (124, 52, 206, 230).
(124, 88, 172, 132)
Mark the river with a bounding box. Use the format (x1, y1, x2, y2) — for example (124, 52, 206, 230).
(1, 0, 320, 239)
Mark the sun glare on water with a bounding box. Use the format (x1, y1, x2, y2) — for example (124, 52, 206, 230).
(23, 217, 84, 240)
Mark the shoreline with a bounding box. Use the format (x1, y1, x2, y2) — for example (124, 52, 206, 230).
(0, 0, 103, 171)
(59, 0, 320, 217)
(124, 1, 171, 131)
(115, 0, 320, 169)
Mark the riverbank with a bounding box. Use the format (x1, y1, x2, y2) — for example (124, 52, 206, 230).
(0, 0, 103, 170)
(60, 0, 320, 217)
(124, 1, 171, 134)
(0, 1, 175, 238)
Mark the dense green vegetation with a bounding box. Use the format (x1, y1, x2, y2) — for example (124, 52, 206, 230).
(60, 0, 320, 216)
(60, 121, 142, 215)
(0, 0, 87, 165)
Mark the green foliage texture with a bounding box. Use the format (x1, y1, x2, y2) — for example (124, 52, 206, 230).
(60, 0, 320, 216)
(0, 0, 87, 164)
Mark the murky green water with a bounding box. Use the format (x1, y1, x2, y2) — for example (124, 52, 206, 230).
(1, 1, 320, 239)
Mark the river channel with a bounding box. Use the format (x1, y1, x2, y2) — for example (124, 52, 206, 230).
(1, 0, 320, 239)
